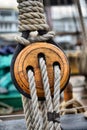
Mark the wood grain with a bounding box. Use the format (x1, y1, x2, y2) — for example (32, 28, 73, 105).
(14, 42, 70, 99)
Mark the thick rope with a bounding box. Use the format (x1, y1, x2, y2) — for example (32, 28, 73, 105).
(23, 58, 62, 130)
(39, 57, 54, 130)
(53, 66, 61, 130)
(16, 0, 55, 45)
(16, 31, 55, 45)
(16, 0, 61, 130)
(22, 96, 32, 130)
(28, 70, 43, 130)
(18, 1, 49, 31)
(28, 99, 35, 130)
(39, 101, 48, 130)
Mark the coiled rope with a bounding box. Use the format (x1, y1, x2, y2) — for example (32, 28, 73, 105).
(16, 0, 61, 130)
(15, 0, 87, 129)
(16, 0, 55, 46)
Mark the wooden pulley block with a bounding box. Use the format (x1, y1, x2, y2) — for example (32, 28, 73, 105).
(14, 42, 70, 100)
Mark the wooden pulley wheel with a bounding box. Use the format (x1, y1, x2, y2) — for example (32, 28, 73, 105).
(14, 42, 70, 100)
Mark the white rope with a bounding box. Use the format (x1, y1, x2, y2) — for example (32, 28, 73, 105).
(39, 101, 48, 130)
(39, 57, 54, 130)
(28, 70, 43, 130)
(24, 58, 62, 130)
(22, 96, 32, 130)
(28, 99, 35, 130)
(53, 65, 61, 130)
(16, 0, 61, 130)
(21, 58, 62, 130)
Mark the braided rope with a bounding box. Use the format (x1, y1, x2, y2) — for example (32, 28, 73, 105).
(22, 96, 32, 130)
(18, 1, 48, 31)
(24, 58, 61, 130)
(39, 57, 54, 130)
(28, 70, 42, 130)
(15, 31, 55, 46)
(28, 99, 35, 130)
(53, 66, 60, 112)
(16, 0, 61, 130)
(16, 0, 54, 46)
(53, 66, 61, 130)
(39, 101, 48, 130)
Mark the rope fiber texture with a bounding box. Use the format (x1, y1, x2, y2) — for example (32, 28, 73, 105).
(16, 0, 61, 130)
(39, 57, 54, 130)
(60, 98, 85, 115)
(16, 0, 55, 45)
(16, 1, 87, 130)
(22, 57, 61, 130)
(53, 66, 61, 130)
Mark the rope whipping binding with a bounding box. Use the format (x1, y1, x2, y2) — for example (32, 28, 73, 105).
(16, 0, 61, 130)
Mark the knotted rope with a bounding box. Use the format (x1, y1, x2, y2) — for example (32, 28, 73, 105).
(16, 0, 61, 130)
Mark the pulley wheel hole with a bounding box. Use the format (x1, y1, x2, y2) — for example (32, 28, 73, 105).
(26, 66, 34, 74)
(38, 53, 46, 63)
(53, 62, 61, 70)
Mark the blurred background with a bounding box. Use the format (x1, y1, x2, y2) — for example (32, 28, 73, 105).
(0, 0, 87, 115)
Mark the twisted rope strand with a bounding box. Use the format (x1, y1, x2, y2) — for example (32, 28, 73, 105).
(53, 65, 61, 130)
(18, 0, 49, 31)
(22, 96, 32, 130)
(22, 61, 62, 130)
(53, 66, 61, 112)
(28, 99, 35, 130)
(16, 0, 54, 46)
(39, 57, 54, 130)
(28, 70, 42, 130)
(17, 0, 61, 130)
(15, 31, 55, 45)
(39, 101, 48, 130)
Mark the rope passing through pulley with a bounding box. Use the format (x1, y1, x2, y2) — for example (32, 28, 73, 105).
(11, 0, 70, 130)
(14, 42, 70, 99)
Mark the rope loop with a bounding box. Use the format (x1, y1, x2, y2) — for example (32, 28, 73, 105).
(16, 0, 55, 46)
(15, 31, 55, 45)
(24, 57, 61, 130)
(16, 0, 61, 130)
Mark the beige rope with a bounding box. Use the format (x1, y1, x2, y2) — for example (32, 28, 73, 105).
(15, 31, 55, 45)
(28, 70, 43, 130)
(14, 0, 87, 130)
(16, 0, 55, 46)
(60, 98, 85, 115)
(16, 0, 61, 130)
(18, 1, 48, 31)
(22, 96, 32, 130)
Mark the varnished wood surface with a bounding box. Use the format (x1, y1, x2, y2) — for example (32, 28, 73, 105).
(64, 83, 73, 108)
(14, 42, 70, 99)
(64, 83, 73, 102)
